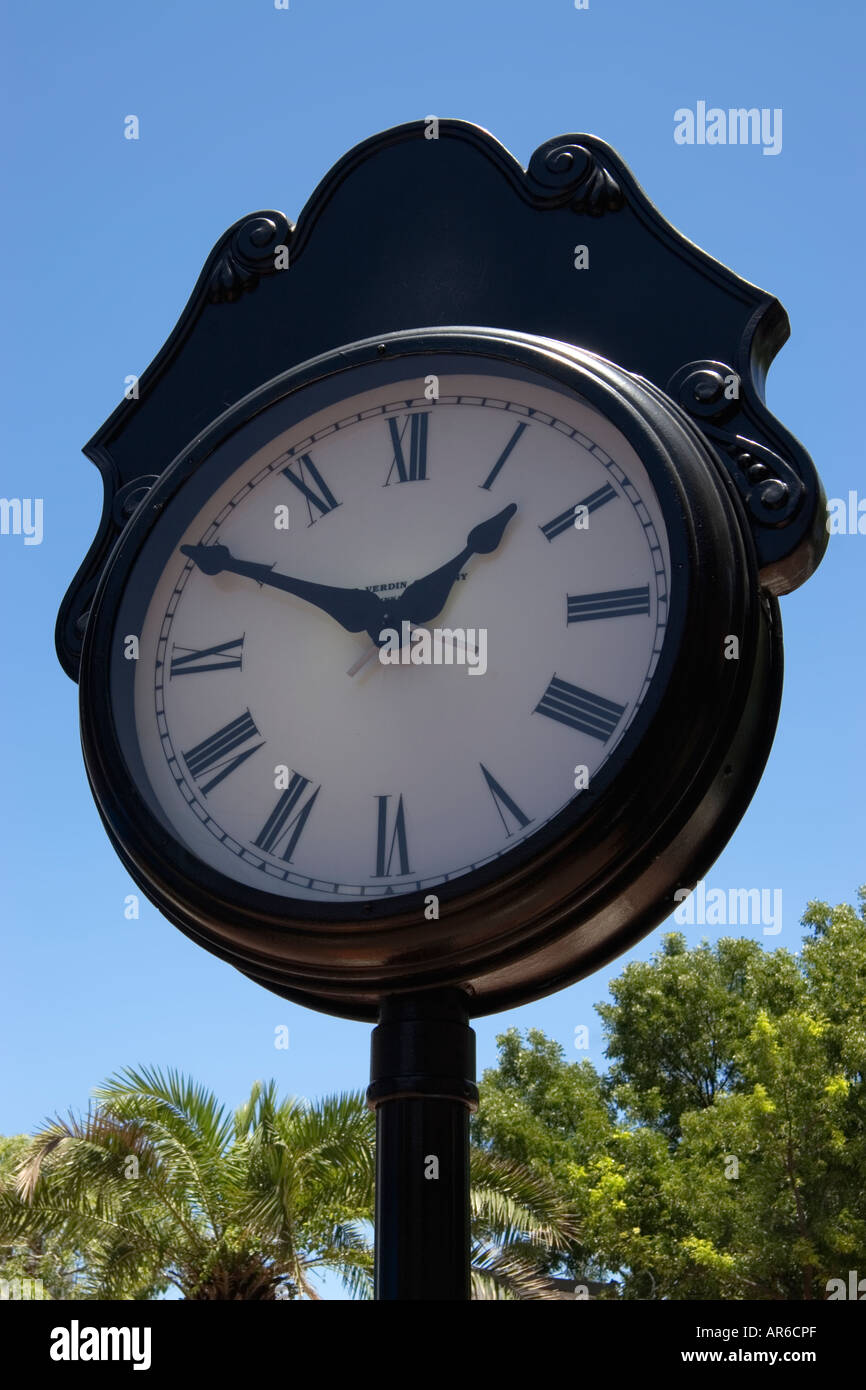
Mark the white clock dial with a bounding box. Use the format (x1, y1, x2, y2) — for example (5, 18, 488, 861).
(132, 368, 671, 901)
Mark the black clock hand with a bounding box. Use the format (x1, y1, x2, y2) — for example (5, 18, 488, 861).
(394, 503, 518, 625)
(180, 543, 387, 638)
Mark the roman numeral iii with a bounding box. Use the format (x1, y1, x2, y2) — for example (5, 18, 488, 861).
(566, 586, 650, 623)
(182, 711, 264, 794)
(253, 772, 321, 861)
(169, 636, 245, 677)
(385, 414, 429, 484)
(534, 676, 625, 743)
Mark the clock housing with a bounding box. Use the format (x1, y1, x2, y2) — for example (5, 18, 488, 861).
(79, 327, 781, 1018)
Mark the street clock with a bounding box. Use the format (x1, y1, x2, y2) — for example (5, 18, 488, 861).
(58, 122, 826, 1021)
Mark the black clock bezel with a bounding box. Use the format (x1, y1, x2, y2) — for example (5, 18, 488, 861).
(80, 327, 780, 1019)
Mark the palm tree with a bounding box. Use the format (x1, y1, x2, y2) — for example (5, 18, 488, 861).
(1, 1067, 578, 1299)
(469, 1146, 581, 1299)
(4, 1068, 374, 1299)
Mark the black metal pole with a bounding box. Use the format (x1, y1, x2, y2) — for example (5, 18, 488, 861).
(366, 988, 478, 1300)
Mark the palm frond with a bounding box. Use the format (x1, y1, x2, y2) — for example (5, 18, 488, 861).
(470, 1240, 566, 1301)
(470, 1146, 580, 1250)
(16, 1110, 160, 1203)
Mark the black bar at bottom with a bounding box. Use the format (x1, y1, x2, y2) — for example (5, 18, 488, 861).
(366, 988, 478, 1301)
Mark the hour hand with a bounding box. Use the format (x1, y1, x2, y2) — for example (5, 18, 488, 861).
(394, 503, 517, 625)
(181, 542, 386, 638)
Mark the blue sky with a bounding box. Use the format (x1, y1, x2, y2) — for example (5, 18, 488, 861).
(1, 0, 864, 1293)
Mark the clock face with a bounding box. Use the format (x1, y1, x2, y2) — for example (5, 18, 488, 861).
(115, 357, 672, 906)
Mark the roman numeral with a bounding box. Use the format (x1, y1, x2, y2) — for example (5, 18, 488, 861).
(182, 711, 264, 794)
(373, 794, 411, 876)
(566, 585, 650, 624)
(385, 414, 429, 484)
(534, 676, 625, 743)
(282, 454, 340, 524)
(480, 763, 531, 836)
(253, 772, 320, 861)
(169, 636, 245, 678)
(479, 421, 528, 490)
(539, 482, 617, 541)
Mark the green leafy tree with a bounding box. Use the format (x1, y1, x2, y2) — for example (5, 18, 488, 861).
(473, 1027, 614, 1289)
(473, 1029, 613, 1173)
(596, 933, 805, 1141)
(661, 1007, 862, 1298)
(475, 888, 866, 1300)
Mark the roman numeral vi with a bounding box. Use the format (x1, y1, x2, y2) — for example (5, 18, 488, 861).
(373, 794, 411, 876)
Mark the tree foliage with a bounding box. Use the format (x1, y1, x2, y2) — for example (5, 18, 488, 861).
(5, 889, 862, 1299)
(1, 1067, 577, 1299)
(474, 888, 866, 1299)
(0, 1134, 91, 1299)
(1, 1070, 376, 1300)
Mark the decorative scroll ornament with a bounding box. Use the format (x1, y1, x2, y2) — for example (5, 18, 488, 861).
(207, 213, 292, 304)
(56, 123, 825, 681)
(667, 361, 804, 529)
(706, 428, 804, 528)
(526, 140, 624, 215)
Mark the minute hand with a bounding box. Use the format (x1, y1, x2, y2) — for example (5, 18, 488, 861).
(394, 503, 517, 625)
(180, 543, 386, 636)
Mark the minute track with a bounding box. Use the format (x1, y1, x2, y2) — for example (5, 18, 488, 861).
(146, 374, 669, 904)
